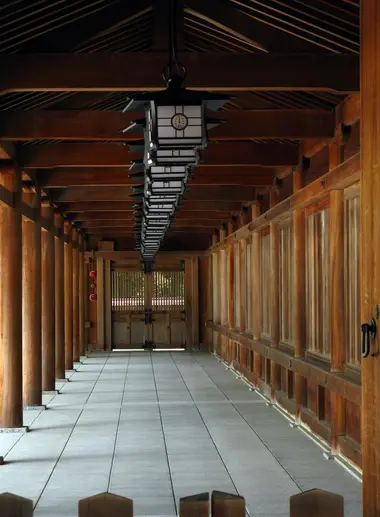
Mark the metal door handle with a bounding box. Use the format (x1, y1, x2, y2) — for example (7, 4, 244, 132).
(361, 318, 376, 358)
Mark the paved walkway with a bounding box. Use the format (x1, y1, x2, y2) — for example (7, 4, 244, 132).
(0, 352, 361, 517)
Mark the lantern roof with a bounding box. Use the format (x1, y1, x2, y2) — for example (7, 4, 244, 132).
(123, 80, 231, 113)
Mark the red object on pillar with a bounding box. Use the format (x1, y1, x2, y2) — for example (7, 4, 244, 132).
(90, 283, 96, 289)
(89, 270, 96, 280)
(89, 293, 97, 302)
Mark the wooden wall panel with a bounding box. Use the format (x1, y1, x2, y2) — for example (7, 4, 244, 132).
(305, 208, 330, 358)
(279, 222, 293, 345)
(346, 400, 361, 445)
(344, 193, 361, 367)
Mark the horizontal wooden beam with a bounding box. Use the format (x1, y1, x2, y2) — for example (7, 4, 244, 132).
(19, 142, 297, 168)
(209, 323, 360, 406)
(0, 109, 335, 141)
(74, 210, 233, 222)
(0, 53, 359, 93)
(199, 143, 298, 166)
(53, 185, 255, 203)
(82, 219, 222, 228)
(37, 166, 274, 187)
(61, 200, 244, 212)
(211, 152, 360, 251)
(86, 227, 214, 235)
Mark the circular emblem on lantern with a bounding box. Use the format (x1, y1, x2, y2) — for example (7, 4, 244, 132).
(171, 113, 188, 131)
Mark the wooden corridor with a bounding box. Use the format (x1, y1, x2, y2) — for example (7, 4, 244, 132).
(1, 0, 380, 516)
(0, 352, 361, 517)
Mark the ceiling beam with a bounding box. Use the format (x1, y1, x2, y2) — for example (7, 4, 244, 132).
(0, 109, 335, 141)
(18, 142, 298, 168)
(0, 53, 359, 93)
(61, 200, 244, 212)
(74, 211, 233, 222)
(86, 226, 215, 233)
(37, 166, 274, 187)
(52, 185, 255, 202)
(200, 143, 298, 166)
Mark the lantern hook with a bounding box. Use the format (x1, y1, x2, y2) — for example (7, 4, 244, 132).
(162, 0, 187, 86)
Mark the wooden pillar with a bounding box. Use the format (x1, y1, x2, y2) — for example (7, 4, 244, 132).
(239, 239, 247, 333)
(83, 254, 89, 351)
(64, 221, 73, 370)
(361, 3, 380, 512)
(41, 221, 55, 392)
(96, 256, 105, 349)
(219, 228, 227, 327)
(293, 162, 306, 359)
(144, 265, 153, 346)
(191, 256, 199, 346)
(54, 214, 65, 379)
(328, 125, 346, 455)
(72, 229, 79, 362)
(293, 161, 307, 420)
(251, 202, 261, 386)
(330, 190, 345, 371)
(105, 259, 112, 350)
(0, 169, 23, 427)
(270, 188, 280, 346)
(22, 190, 42, 408)
(185, 257, 199, 347)
(269, 187, 280, 396)
(78, 234, 85, 358)
(227, 221, 235, 329)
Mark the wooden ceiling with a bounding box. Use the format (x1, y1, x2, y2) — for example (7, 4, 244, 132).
(0, 0, 360, 251)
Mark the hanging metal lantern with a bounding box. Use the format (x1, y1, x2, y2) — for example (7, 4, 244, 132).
(149, 165, 190, 181)
(122, 0, 230, 259)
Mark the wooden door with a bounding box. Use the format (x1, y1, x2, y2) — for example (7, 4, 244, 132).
(111, 269, 145, 348)
(152, 269, 186, 348)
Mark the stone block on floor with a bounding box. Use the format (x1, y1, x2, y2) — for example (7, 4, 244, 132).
(79, 492, 133, 517)
(0, 492, 34, 517)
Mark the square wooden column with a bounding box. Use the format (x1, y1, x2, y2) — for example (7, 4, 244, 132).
(64, 221, 73, 370)
(78, 234, 86, 358)
(72, 229, 80, 362)
(361, 2, 380, 514)
(293, 160, 307, 421)
(96, 256, 105, 349)
(219, 228, 227, 327)
(227, 220, 235, 329)
(22, 189, 42, 408)
(239, 238, 247, 334)
(54, 213, 65, 380)
(251, 202, 261, 386)
(269, 188, 281, 398)
(41, 204, 55, 392)
(0, 168, 23, 428)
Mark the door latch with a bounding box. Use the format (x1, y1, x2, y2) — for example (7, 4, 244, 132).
(361, 318, 377, 358)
